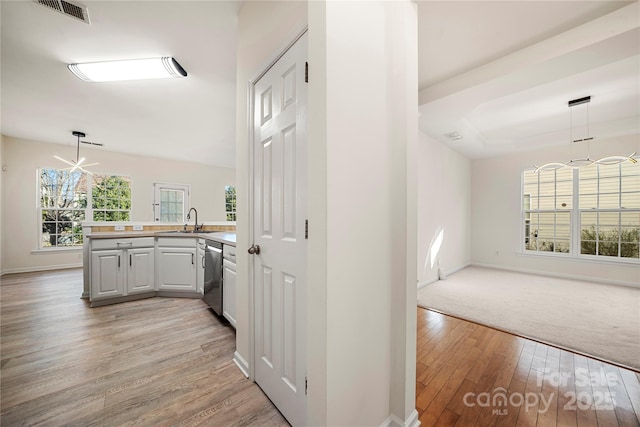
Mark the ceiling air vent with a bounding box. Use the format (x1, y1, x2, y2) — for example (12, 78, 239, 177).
(33, 0, 90, 24)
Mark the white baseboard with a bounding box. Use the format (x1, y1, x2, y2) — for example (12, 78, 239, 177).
(1, 263, 82, 276)
(380, 410, 420, 427)
(233, 351, 250, 378)
(471, 262, 639, 289)
(417, 263, 471, 289)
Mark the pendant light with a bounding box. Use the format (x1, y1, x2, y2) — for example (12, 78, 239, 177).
(534, 96, 637, 173)
(54, 131, 101, 175)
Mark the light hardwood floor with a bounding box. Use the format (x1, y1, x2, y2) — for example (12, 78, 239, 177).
(417, 308, 640, 427)
(3, 269, 639, 426)
(0, 268, 288, 426)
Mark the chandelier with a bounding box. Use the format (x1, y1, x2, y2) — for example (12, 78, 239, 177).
(534, 96, 637, 173)
(54, 131, 101, 175)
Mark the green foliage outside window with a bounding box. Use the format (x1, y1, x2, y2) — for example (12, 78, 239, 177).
(580, 226, 640, 258)
(225, 185, 236, 221)
(92, 175, 132, 221)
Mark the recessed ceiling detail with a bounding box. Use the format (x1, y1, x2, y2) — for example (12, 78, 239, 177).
(33, 0, 90, 24)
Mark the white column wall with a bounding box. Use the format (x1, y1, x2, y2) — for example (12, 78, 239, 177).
(310, 2, 418, 425)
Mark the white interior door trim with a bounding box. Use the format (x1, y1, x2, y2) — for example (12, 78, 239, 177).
(246, 26, 308, 382)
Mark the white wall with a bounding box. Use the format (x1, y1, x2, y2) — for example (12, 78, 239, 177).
(0, 135, 234, 274)
(417, 131, 471, 285)
(310, 2, 418, 425)
(471, 134, 640, 287)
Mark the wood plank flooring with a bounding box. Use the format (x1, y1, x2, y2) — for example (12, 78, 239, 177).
(4, 269, 639, 426)
(0, 268, 288, 426)
(416, 307, 640, 427)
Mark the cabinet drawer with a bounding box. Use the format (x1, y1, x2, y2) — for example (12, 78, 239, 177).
(91, 237, 154, 250)
(156, 237, 197, 248)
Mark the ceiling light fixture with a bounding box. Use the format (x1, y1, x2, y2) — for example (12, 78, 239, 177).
(68, 57, 187, 82)
(534, 96, 637, 173)
(54, 131, 101, 175)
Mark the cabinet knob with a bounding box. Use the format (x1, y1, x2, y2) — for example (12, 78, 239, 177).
(248, 244, 261, 255)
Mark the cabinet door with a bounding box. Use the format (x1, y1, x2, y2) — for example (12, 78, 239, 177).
(157, 247, 197, 292)
(91, 249, 124, 300)
(127, 247, 155, 295)
(223, 259, 237, 328)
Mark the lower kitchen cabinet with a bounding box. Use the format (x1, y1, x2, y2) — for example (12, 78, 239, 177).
(127, 248, 155, 294)
(156, 244, 197, 293)
(223, 253, 237, 328)
(91, 249, 124, 299)
(90, 238, 155, 303)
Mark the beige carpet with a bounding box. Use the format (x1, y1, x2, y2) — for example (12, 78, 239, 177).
(417, 266, 640, 371)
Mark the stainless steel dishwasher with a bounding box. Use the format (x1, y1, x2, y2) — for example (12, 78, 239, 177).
(203, 239, 223, 315)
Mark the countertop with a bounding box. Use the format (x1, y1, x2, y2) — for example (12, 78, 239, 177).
(86, 231, 236, 246)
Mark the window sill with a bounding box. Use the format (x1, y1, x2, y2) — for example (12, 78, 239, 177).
(517, 250, 640, 266)
(32, 247, 83, 255)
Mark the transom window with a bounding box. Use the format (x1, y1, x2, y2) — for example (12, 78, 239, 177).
(522, 161, 639, 261)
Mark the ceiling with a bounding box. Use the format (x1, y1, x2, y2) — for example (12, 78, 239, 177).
(418, 1, 640, 158)
(2, 1, 639, 167)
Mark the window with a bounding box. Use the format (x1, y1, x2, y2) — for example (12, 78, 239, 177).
(579, 162, 639, 259)
(225, 185, 236, 221)
(40, 169, 87, 247)
(523, 168, 572, 254)
(522, 162, 639, 261)
(153, 183, 190, 222)
(92, 175, 131, 221)
(39, 170, 132, 248)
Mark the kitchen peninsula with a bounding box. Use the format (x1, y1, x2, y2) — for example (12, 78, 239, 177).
(82, 222, 235, 308)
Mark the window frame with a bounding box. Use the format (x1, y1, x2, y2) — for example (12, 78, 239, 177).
(521, 164, 639, 263)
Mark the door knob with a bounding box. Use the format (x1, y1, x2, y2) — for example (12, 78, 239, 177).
(248, 244, 261, 255)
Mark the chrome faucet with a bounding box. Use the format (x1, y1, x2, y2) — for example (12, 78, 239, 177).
(186, 208, 201, 232)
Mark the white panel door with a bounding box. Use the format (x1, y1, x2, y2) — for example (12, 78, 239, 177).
(252, 32, 307, 426)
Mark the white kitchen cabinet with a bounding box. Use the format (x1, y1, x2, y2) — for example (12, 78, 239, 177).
(127, 247, 155, 294)
(91, 249, 124, 300)
(156, 246, 197, 292)
(90, 237, 155, 303)
(222, 245, 237, 328)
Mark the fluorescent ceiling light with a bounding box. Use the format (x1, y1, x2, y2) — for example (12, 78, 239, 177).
(68, 57, 187, 82)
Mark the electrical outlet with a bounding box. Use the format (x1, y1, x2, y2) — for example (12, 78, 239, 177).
(114, 225, 125, 231)
(133, 225, 143, 231)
